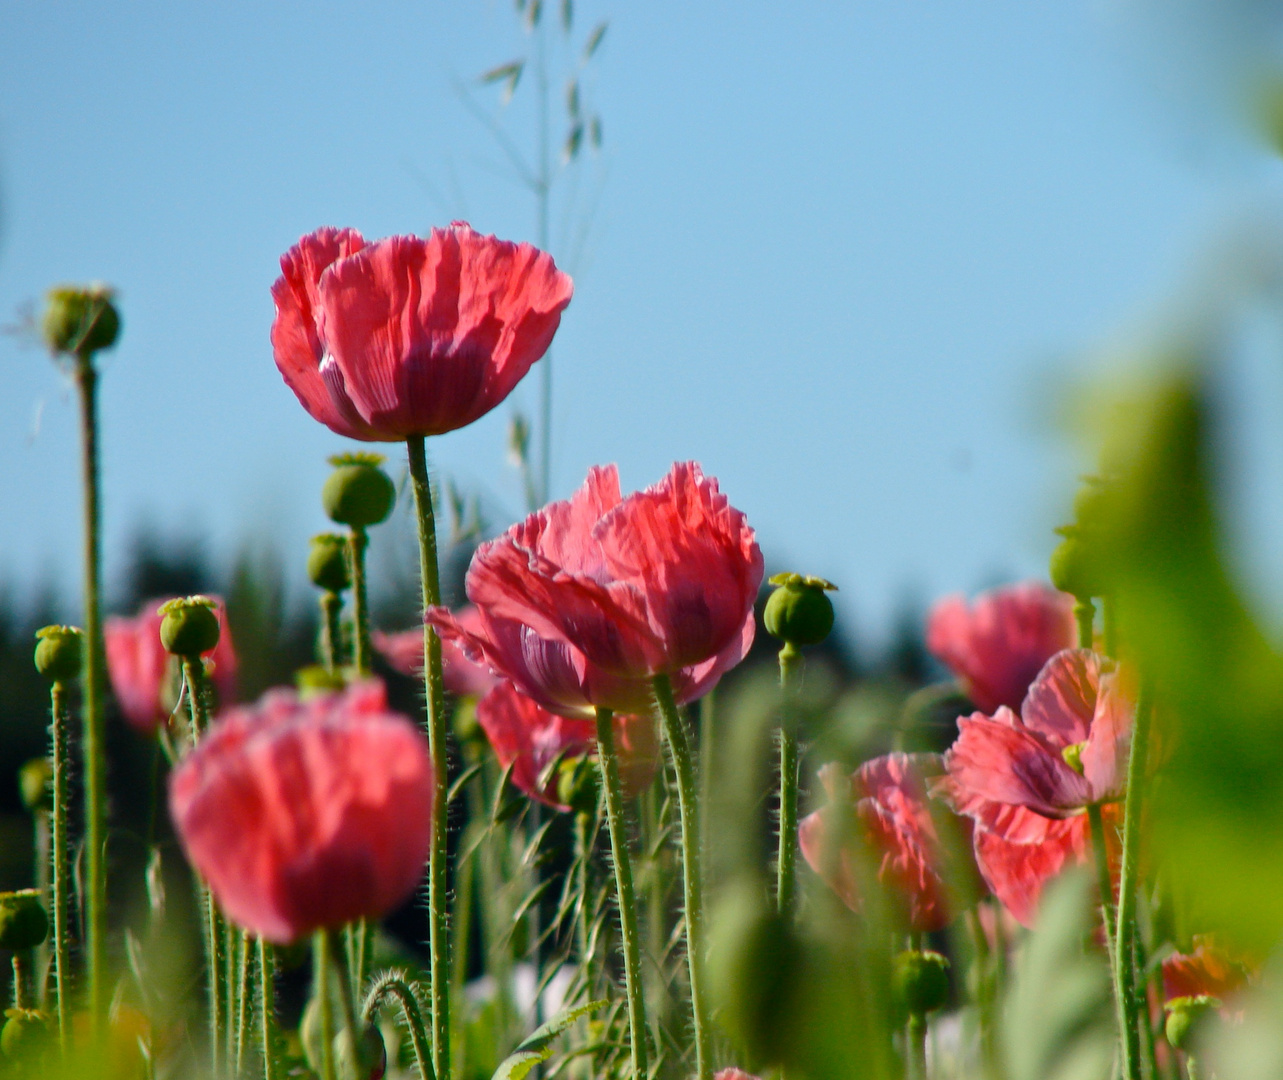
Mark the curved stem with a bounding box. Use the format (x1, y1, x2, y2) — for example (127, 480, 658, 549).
(776, 644, 803, 916)
(349, 527, 371, 677)
(653, 675, 712, 1080)
(594, 706, 648, 1079)
(259, 939, 280, 1080)
(363, 972, 435, 1080)
(319, 591, 343, 674)
(50, 680, 71, 1050)
(406, 436, 450, 1080)
(76, 356, 107, 1032)
(1114, 683, 1153, 1080)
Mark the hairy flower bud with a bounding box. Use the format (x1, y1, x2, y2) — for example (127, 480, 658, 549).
(322, 454, 395, 529)
(308, 533, 351, 593)
(0, 891, 48, 951)
(764, 573, 837, 648)
(158, 596, 221, 659)
(33, 625, 82, 683)
(17, 760, 51, 816)
(42, 285, 120, 357)
(893, 949, 951, 1017)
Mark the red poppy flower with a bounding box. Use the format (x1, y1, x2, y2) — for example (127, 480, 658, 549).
(798, 753, 973, 932)
(475, 681, 661, 810)
(1163, 939, 1250, 1004)
(105, 597, 237, 734)
(426, 462, 762, 717)
(271, 223, 573, 441)
(927, 582, 1077, 713)
(373, 607, 498, 698)
(168, 681, 432, 943)
(715, 1072, 761, 1080)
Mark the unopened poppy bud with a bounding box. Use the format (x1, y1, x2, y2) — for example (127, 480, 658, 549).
(0, 1008, 48, 1061)
(18, 760, 51, 815)
(33, 625, 82, 683)
(158, 596, 220, 659)
(893, 949, 951, 1017)
(1165, 994, 1219, 1052)
(308, 533, 351, 593)
(335, 1023, 387, 1080)
(0, 891, 48, 951)
(42, 284, 120, 357)
(1049, 535, 1106, 601)
(556, 754, 600, 815)
(323, 454, 395, 529)
(764, 573, 837, 648)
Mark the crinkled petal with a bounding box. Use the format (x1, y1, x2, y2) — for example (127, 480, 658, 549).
(1020, 648, 1104, 750)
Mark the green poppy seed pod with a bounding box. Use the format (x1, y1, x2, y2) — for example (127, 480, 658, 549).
(1049, 535, 1106, 601)
(322, 454, 395, 528)
(763, 573, 837, 648)
(308, 533, 351, 593)
(158, 596, 220, 659)
(32, 625, 82, 683)
(17, 759, 52, 816)
(1165, 995, 1219, 1053)
(42, 285, 120, 357)
(0, 1008, 49, 1062)
(556, 755, 600, 816)
(893, 949, 951, 1018)
(0, 891, 48, 951)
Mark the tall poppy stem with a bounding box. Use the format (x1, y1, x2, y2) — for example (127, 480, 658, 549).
(594, 706, 649, 1079)
(653, 675, 712, 1080)
(319, 592, 343, 674)
(1087, 801, 1129, 1077)
(259, 939, 280, 1080)
(75, 355, 107, 1032)
(906, 1012, 928, 1080)
(776, 643, 803, 916)
(349, 526, 372, 677)
(49, 679, 72, 1049)
(1074, 600, 1095, 650)
(1114, 682, 1153, 1080)
(315, 933, 338, 1080)
(406, 435, 451, 1080)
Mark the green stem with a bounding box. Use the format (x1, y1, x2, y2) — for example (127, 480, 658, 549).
(259, 939, 280, 1080)
(12, 954, 27, 1011)
(1114, 684, 1153, 1080)
(235, 931, 253, 1076)
(574, 811, 594, 974)
(183, 657, 211, 741)
(699, 688, 715, 864)
(50, 680, 71, 1050)
(594, 706, 648, 1079)
(1102, 595, 1118, 658)
(205, 888, 223, 1076)
(406, 436, 451, 1080)
(315, 932, 337, 1080)
(1074, 599, 1095, 650)
(965, 909, 1002, 1080)
(320, 591, 343, 674)
(329, 929, 362, 1050)
(1088, 803, 1129, 1078)
(349, 527, 371, 677)
(906, 1013, 928, 1080)
(363, 972, 435, 1080)
(76, 356, 107, 1032)
(653, 675, 712, 1080)
(32, 811, 49, 1008)
(776, 644, 803, 916)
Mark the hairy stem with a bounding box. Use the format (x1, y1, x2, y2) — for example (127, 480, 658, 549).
(1088, 803, 1128, 1077)
(349, 526, 371, 677)
(776, 643, 803, 916)
(363, 971, 434, 1080)
(50, 680, 71, 1049)
(315, 932, 337, 1080)
(259, 939, 280, 1080)
(406, 435, 450, 1080)
(319, 591, 343, 674)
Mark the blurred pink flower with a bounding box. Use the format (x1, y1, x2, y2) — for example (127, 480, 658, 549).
(927, 581, 1077, 713)
(799, 753, 973, 932)
(271, 223, 573, 441)
(714, 1072, 761, 1080)
(373, 607, 497, 697)
(1163, 938, 1251, 1004)
(427, 462, 762, 717)
(475, 681, 660, 810)
(168, 681, 432, 944)
(105, 596, 237, 734)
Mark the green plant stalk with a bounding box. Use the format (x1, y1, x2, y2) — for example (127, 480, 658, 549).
(76, 355, 108, 1032)
(226, 921, 239, 1063)
(50, 679, 71, 1048)
(406, 435, 451, 1080)
(259, 939, 280, 1080)
(1087, 802, 1129, 1078)
(349, 526, 371, 677)
(320, 591, 343, 674)
(32, 810, 50, 1007)
(315, 932, 338, 1080)
(363, 972, 434, 1080)
(776, 643, 803, 915)
(594, 706, 648, 1079)
(1102, 595, 1118, 658)
(12, 954, 27, 1011)
(235, 930, 253, 1075)
(328, 928, 362, 1053)
(1074, 599, 1095, 650)
(654, 674, 712, 1080)
(1113, 684, 1153, 1080)
(574, 810, 594, 974)
(964, 909, 1002, 1080)
(906, 1013, 928, 1080)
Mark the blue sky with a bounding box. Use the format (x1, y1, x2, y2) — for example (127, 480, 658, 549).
(3, 1, 1281, 649)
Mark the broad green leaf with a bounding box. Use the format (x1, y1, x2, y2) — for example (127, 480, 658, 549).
(490, 999, 607, 1080)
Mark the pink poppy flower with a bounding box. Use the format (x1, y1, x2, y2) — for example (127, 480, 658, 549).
(373, 608, 498, 698)
(426, 462, 762, 717)
(168, 681, 432, 944)
(475, 681, 661, 811)
(927, 581, 1077, 713)
(715, 1072, 761, 1080)
(798, 754, 973, 932)
(105, 597, 238, 734)
(271, 223, 573, 442)
(1163, 939, 1250, 1004)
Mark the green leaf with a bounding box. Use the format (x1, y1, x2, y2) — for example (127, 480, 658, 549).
(563, 123, 584, 163)
(583, 21, 607, 60)
(525, 0, 542, 31)
(490, 1000, 608, 1080)
(480, 60, 524, 85)
(560, 0, 572, 31)
(565, 79, 580, 119)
